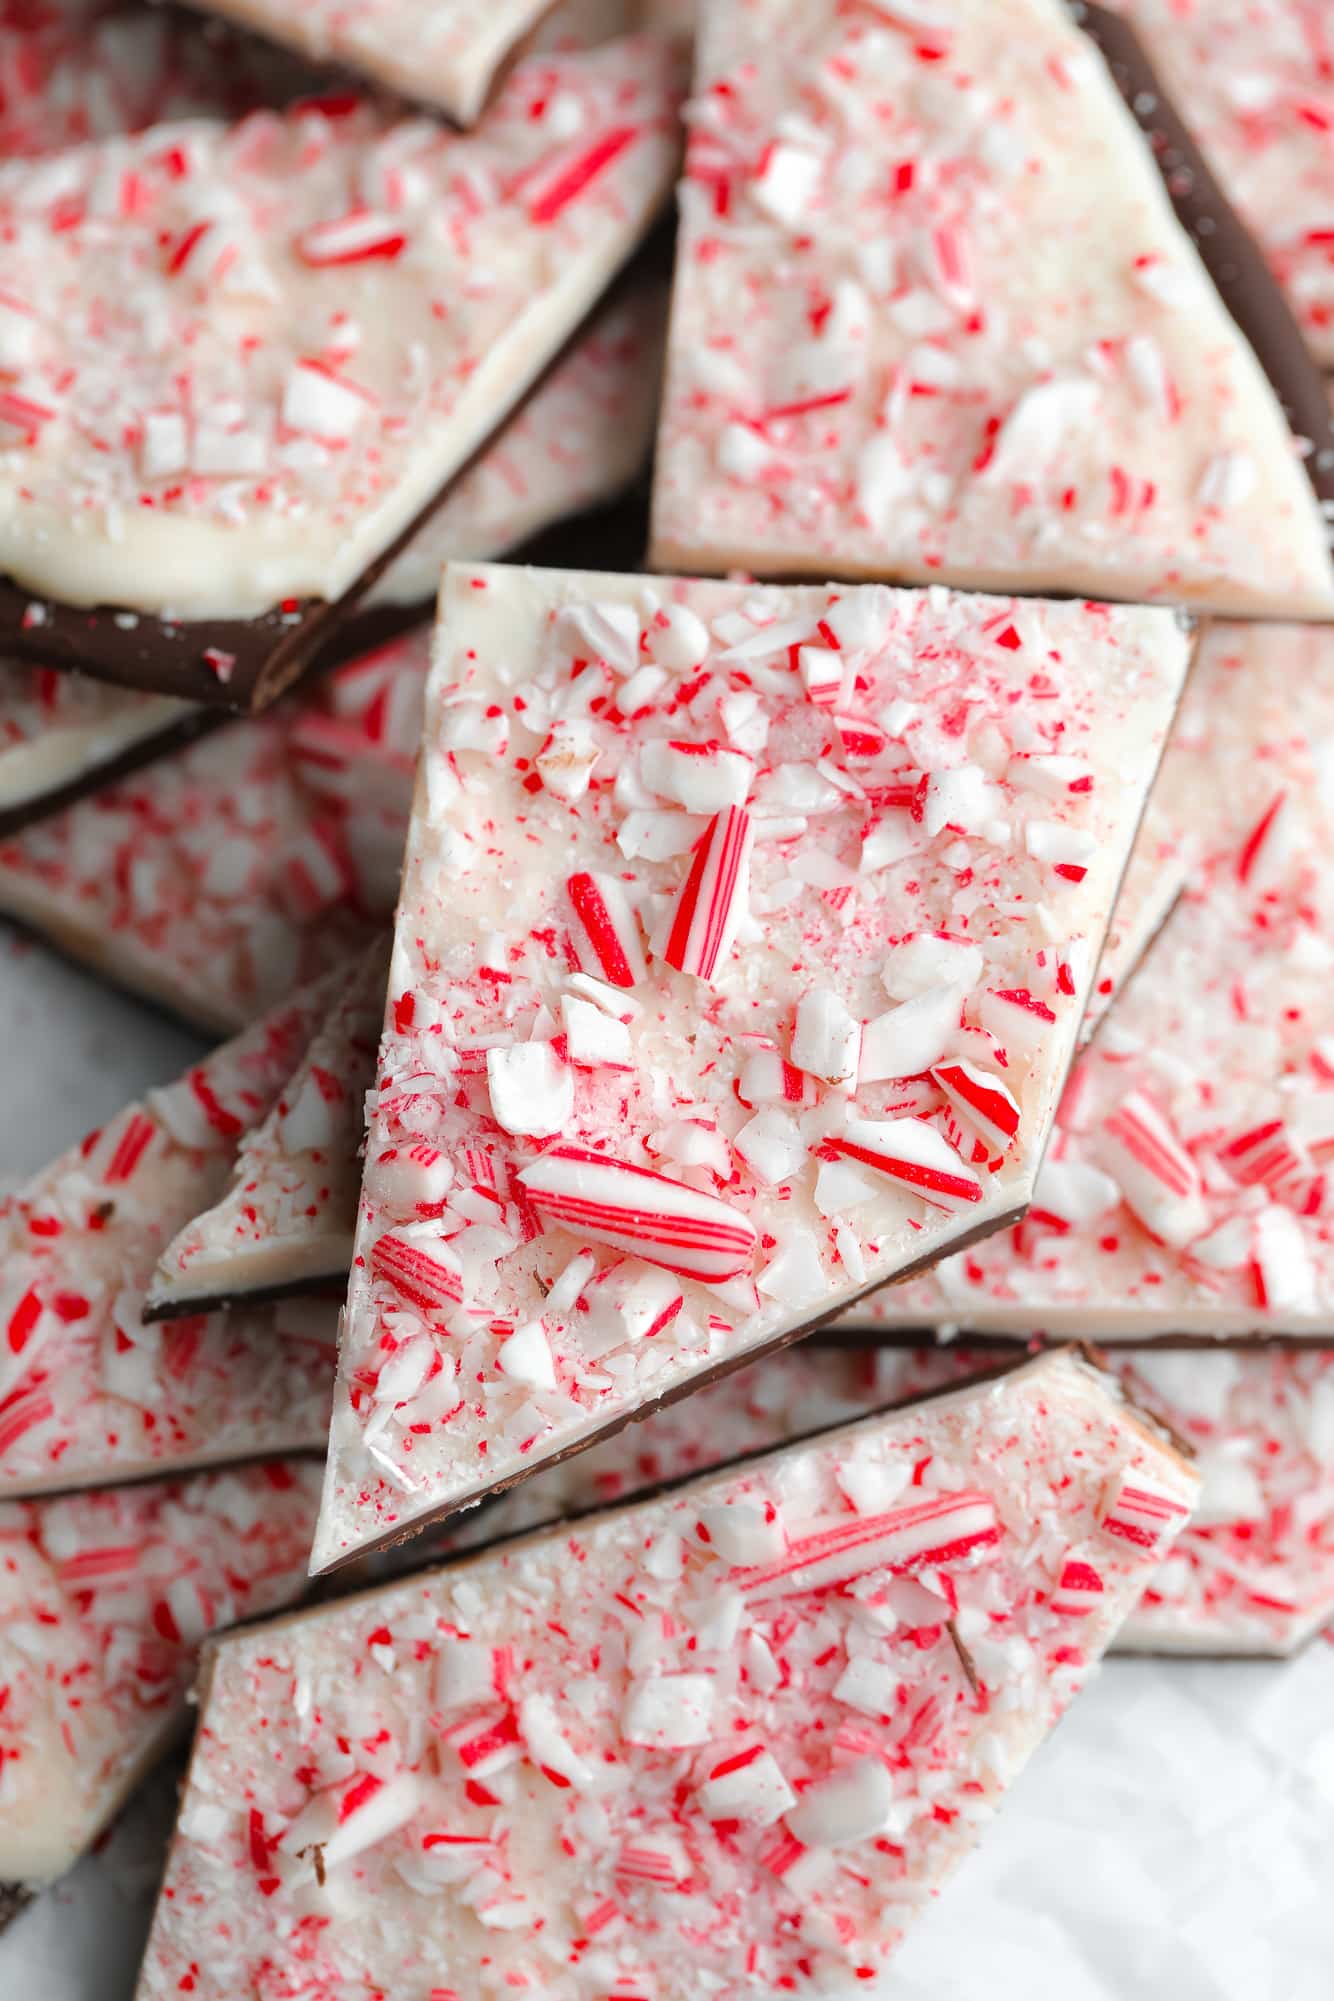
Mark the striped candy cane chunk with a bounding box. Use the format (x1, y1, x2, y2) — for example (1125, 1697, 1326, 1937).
(1099, 1471, 1192, 1555)
(931, 1059, 1021, 1154)
(736, 1047, 817, 1109)
(1050, 1558, 1105, 1616)
(697, 1744, 796, 1825)
(662, 806, 753, 982)
(639, 739, 752, 813)
(518, 1147, 757, 1282)
(567, 872, 648, 989)
(728, 1492, 1001, 1603)
(615, 1833, 693, 1886)
(296, 213, 408, 267)
(278, 1771, 424, 1872)
(1097, 1091, 1208, 1248)
(1252, 1204, 1318, 1314)
(827, 1117, 983, 1211)
(369, 1223, 465, 1315)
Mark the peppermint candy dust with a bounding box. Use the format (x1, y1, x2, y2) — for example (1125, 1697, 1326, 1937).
(650, 0, 1334, 617)
(1108, 0, 1334, 367)
(137, 1351, 1197, 2000)
(312, 564, 1189, 1567)
(0, 36, 682, 632)
(0, 984, 336, 1500)
(0, 1458, 321, 1900)
(145, 945, 387, 1317)
(854, 620, 1334, 1341)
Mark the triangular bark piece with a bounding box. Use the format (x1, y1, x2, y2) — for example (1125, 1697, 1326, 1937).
(847, 620, 1334, 1342)
(0, 981, 340, 1499)
(0, 1457, 322, 1901)
(0, 277, 664, 837)
(0, 36, 682, 708)
(146, 945, 388, 1317)
(137, 1349, 1197, 1997)
(312, 564, 1189, 1567)
(650, 0, 1334, 617)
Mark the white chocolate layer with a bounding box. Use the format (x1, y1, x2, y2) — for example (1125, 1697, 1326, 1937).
(0, 1459, 322, 1891)
(147, 945, 387, 1310)
(0, 661, 193, 816)
(650, 0, 1334, 617)
(0, 982, 336, 1499)
(137, 1350, 1197, 2000)
(0, 38, 681, 618)
(313, 565, 1188, 1567)
(852, 621, 1334, 1340)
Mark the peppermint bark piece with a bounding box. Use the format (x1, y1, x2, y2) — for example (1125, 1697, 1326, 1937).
(847, 619, 1334, 1342)
(312, 565, 1189, 1567)
(146, 947, 387, 1318)
(0, 1458, 322, 1905)
(0, 36, 683, 708)
(176, 0, 577, 127)
(0, 984, 339, 1499)
(138, 1349, 1198, 2000)
(0, 278, 665, 839)
(650, 0, 1334, 618)
(1107, 0, 1334, 368)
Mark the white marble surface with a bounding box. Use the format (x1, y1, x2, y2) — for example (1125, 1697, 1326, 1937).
(0, 930, 1329, 1997)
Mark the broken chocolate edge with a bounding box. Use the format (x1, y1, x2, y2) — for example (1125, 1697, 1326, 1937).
(140, 1271, 347, 1324)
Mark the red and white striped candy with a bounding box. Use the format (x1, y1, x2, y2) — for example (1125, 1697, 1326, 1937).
(931, 1058, 1021, 1154)
(1098, 1091, 1208, 1248)
(827, 1117, 983, 1212)
(278, 1771, 424, 1870)
(662, 806, 753, 983)
(1099, 1470, 1192, 1555)
(615, 1833, 693, 1886)
(567, 872, 648, 989)
(296, 212, 409, 267)
(736, 1047, 817, 1109)
(1050, 1558, 1105, 1616)
(727, 1491, 1000, 1602)
(442, 1708, 523, 1777)
(369, 1224, 465, 1316)
(518, 1146, 757, 1283)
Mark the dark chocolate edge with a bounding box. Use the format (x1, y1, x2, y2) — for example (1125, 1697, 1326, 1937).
(1074, 2, 1334, 514)
(141, 1272, 346, 1324)
(0, 1881, 34, 1933)
(0, 215, 675, 713)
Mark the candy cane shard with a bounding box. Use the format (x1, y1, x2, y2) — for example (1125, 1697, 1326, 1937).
(650, 0, 1334, 618)
(842, 619, 1334, 1343)
(661, 805, 753, 981)
(311, 566, 1188, 1569)
(0, 1459, 322, 1903)
(519, 1146, 758, 1281)
(135, 1351, 1197, 2000)
(0, 36, 683, 704)
(143, 949, 388, 1321)
(0, 982, 338, 1500)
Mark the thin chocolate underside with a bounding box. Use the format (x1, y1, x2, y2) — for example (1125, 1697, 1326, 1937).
(0, 703, 224, 845)
(826, 1324, 1334, 1351)
(0, 222, 674, 714)
(1075, 2, 1334, 514)
(0, 1881, 33, 1932)
(141, 1270, 347, 1324)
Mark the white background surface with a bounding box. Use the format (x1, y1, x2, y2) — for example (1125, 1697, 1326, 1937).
(1, 932, 1330, 1997)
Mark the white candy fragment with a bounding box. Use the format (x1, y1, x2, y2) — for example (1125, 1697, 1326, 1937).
(860, 985, 960, 1083)
(560, 994, 633, 1069)
(640, 740, 752, 812)
(496, 1321, 557, 1390)
(696, 1746, 796, 1826)
(622, 1674, 716, 1749)
(487, 1045, 574, 1140)
(792, 988, 861, 1086)
(785, 1758, 893, 1847)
